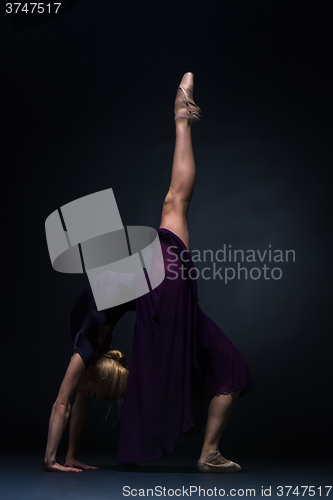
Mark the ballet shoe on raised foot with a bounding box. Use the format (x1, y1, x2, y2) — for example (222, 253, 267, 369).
(174, 72, 202, 123)
(197, 450, 242, 473)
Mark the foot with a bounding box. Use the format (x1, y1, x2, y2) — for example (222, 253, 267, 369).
(174, 72, 202, 123)
(199, 452, 230, 465)
(198, 450, 242, 473)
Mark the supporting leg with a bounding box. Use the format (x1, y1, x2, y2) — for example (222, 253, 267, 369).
(199, 390, 241, 464)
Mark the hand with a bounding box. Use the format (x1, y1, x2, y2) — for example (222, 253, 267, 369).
(44, 461, 83, 473)
(65, 457, 99, 470)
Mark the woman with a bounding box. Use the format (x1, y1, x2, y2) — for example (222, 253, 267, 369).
(116, 72, 253, 472)
(44, 72, 253, 473)
(44, 284, 135, 472)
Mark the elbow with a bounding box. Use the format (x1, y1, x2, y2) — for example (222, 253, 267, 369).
(53, 399, 71, 415)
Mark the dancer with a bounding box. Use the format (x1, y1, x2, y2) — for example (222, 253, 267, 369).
(44, 72, 253, 473)
(116, 73, 253, 472)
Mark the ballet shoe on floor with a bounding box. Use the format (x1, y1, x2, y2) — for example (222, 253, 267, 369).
(197, 450, 242, 473)
(174, 72, 202, 123)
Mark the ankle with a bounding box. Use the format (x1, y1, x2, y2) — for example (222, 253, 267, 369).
(199, 446, 219, 460)
(175, 117, 192, 129)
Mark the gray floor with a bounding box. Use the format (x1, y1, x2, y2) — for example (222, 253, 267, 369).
(1, 452, 332, 500)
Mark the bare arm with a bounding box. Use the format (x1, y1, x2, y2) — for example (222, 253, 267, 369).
(44, 352, 85, 472)
(66, 393, 89, 460)
(63, 325, 115, 470)
(64, 394, 98, 470)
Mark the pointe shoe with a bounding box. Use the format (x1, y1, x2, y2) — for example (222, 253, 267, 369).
(174, 72, 202, 123)
(197, 450, 242, 473)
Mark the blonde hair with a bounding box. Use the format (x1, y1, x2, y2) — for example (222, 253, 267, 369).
(89, 349, 128, 402)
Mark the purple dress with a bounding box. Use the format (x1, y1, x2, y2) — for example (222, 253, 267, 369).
(116, 228, 253, 463)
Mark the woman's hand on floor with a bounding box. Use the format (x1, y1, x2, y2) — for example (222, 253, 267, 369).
(44, 461, 83, 472)
(65, 457, 99, 470)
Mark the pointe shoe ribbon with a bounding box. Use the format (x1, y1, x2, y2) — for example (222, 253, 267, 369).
(197, 450, 242, 473)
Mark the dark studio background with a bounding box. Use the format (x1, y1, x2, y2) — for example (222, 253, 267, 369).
(1, 0, 332, 463)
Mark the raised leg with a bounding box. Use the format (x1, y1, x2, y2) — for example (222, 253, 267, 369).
(159, 73, 201, 251)
(159, 118, 195, 250)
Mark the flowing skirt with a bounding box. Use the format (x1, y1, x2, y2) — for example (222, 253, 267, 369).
(117, 228, 253, 463)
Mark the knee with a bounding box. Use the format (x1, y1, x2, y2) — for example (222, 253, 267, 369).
(163, 190, 175, 209)
(163, 190, 190, 214)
